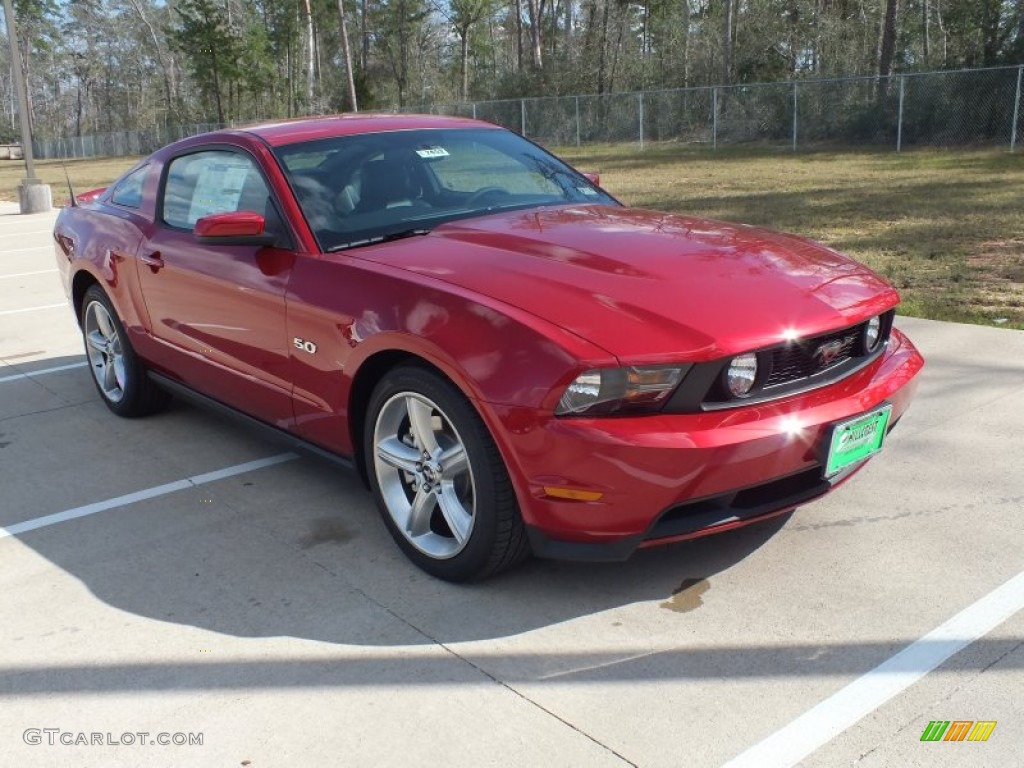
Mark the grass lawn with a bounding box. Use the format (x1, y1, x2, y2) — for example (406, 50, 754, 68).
(3, 145, 1021, 328)
(0, 156, 140, 206)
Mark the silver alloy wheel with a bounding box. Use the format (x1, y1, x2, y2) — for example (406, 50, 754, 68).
(84, 300, 126, 403)
(373, 392, 476, 559)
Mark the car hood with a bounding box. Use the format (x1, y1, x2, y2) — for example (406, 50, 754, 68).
(358, 205, 899, 362)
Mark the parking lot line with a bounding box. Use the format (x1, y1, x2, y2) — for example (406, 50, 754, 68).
(0, 246, 54, 254)
(0, 303, 66, 316)
(0, 453, 299, 539)
(0, 361, 88, 383)
(721, 568, 1024, 768)
(0, 269, 58, 279)
(0, 229, 56, 237)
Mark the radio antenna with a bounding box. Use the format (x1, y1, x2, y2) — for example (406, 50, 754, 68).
(61, 158, 77, 207)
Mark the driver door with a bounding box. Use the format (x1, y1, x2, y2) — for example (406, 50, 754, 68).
(136, 147, 296, 427)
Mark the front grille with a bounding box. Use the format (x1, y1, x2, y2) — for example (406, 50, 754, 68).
(764, 326, 861, 389)
(672, 309, 896, 412)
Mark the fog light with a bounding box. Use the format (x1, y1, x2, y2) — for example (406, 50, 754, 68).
(725, 353, 758, 397)
(864, 315, 882, 352)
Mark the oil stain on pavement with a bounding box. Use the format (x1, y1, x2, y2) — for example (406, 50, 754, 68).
(299, 517, 355, 549)
(660, 577, 710, 613)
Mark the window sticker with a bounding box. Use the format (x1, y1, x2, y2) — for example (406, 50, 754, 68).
(187, 160, 252, 225)
(415, 147, 450, 159)
(577, 186, 599, 196)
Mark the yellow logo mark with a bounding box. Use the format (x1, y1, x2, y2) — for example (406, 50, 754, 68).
(967, 721, 997, 742)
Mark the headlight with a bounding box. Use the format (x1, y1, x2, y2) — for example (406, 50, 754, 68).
(555, 366, 687, 416)
(725, 353, 758, 397)
(864, 315, 882, 352)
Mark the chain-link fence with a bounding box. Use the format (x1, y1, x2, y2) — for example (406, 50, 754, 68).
(414, 65, 1024, 152)
(31, 123, 230, 160)
(28, 65, 1024, 159)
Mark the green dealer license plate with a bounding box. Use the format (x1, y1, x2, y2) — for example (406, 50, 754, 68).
(825, 404, 892, 477)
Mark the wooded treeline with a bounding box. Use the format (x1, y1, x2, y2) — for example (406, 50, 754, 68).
(1, 0, 1023, 140)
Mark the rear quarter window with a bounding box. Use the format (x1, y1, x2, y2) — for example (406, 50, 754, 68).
(109, 165, 148, 208)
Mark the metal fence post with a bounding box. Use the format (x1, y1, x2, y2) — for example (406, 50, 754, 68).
(638, 92, 645, 149)
(792, 81, 798, 152)
(575, 96, 581, 147)
(896, 74, 905, 152)
(472, 102, 477, 120)
(1012, 65, 1022, 153)
(520, 99, 526, 136)
(712, 86, 718, 150)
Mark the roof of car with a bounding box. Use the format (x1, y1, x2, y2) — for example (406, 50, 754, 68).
(237, 113, 497, 147)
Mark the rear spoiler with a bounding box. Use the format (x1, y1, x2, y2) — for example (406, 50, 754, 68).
(66, 186, 106, 207)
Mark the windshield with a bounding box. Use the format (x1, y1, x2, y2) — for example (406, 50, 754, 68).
(271, 127, 619, 252)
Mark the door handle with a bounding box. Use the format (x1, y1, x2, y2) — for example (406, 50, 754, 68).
(140, 251, 164, 271)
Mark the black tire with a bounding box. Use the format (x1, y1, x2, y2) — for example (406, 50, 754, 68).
(81, 284, 170, 417)
(364, 364, 531, 582)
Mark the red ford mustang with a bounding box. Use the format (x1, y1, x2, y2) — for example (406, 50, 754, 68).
(53, 115, 924, 581)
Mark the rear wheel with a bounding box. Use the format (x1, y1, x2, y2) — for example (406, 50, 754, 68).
(81, 284, 169, 417)
(365, 365, 530, 581)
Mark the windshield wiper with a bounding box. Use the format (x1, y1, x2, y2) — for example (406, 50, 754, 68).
(327, 227, 432, 252)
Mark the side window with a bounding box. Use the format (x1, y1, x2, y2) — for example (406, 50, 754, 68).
(161, 150, 270, 230)
(109, 165, 148, 208)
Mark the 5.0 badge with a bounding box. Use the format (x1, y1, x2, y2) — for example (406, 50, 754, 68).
(293, 337, 317, 354)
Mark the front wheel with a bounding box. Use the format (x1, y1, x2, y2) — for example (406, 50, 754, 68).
(365, 365, 530, 581)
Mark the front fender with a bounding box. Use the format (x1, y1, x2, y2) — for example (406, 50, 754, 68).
(286, 253, 615, 459)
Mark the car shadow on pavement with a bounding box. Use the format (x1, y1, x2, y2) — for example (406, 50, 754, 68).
(12, 440, 791, 648)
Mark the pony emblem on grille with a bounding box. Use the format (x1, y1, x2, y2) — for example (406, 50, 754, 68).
(814, 339, 847, 366)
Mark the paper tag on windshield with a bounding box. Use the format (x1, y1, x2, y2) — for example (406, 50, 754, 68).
(415, 147, 449, 159)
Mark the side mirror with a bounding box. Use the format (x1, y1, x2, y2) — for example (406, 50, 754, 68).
(194, 211, 276, 246)
(581, 171, 601, 187)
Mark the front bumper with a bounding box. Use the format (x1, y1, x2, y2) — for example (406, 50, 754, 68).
(488, 328, 924, 561)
